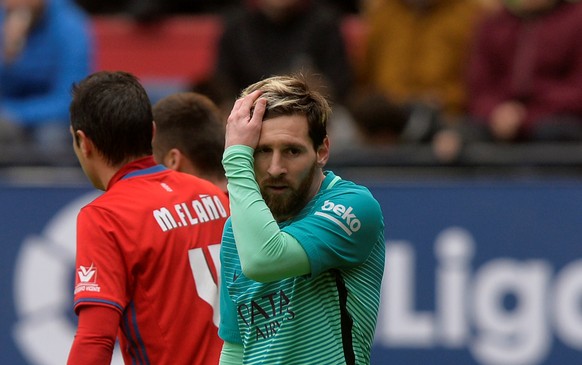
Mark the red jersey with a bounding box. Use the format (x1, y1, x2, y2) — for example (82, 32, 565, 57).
(73, 157, 229, 365)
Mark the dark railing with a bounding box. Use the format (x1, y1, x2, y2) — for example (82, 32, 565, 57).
(3, 141, 582, 186)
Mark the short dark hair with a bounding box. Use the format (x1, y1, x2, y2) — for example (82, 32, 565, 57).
(152, 92, 225, 178)
(70, 71, 153, 166)
(240, 75, 330, 149)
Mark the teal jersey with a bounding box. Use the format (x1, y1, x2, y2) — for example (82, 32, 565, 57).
(219, 171, 385, 365)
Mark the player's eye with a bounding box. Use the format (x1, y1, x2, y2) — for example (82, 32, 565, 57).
(255, 147, 271, 154)
(287, 148, 302, 156)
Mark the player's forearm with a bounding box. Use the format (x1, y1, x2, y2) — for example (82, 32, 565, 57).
(67, 306, 119, 365)
(67, 337, 114, 365)
(222, 146, 309, 282)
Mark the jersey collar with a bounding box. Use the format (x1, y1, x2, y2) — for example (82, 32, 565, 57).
(321, 171, 342, 191)
(107, 156, 166, 190)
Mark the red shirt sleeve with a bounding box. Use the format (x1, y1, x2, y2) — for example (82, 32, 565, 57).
(67, 306, 121, 365)
(73, 205, 129, 314)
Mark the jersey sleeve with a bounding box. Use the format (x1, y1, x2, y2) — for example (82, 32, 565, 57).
(218, 219, 243, 344)
(283, 187, 384, 278)
(73, 205, 129, 314)
(219, 341, 244, 365)
(67, 306, 119, 365)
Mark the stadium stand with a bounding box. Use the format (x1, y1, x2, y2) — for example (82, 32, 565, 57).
(92, 15, 223, 91)
(2, 14, 582, 180)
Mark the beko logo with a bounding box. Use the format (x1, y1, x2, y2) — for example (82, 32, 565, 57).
(314, 200, 361, 235)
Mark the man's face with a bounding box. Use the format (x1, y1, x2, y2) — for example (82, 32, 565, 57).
(3, 0, 44, 12)
(254, 114, 327, 222)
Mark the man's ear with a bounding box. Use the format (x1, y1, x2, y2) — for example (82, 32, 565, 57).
(316, 137, 330, 167)
(75, 129, 93, 158)
(165, 148, 182, 171)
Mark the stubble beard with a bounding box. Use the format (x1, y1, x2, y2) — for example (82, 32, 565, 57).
(261, 163, 317, 222)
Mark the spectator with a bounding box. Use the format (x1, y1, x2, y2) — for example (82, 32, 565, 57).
(206, 0, 358, 150)
(464, 0, 582, 142)
(350, 0, 484, 144)
(0, 0, 92, 156)
(208, 0, 354, 110)
(152, 91, 227, 193)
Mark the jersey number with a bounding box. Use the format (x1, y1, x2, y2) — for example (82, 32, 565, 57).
(188, 244, 221, 326)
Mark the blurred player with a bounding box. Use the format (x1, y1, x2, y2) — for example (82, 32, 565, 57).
(152, 91, 227, 193)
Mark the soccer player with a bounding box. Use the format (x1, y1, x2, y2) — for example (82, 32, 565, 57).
(152, 91, 227, 193)
(67, 71, 229, 365)
(218, 75, 386, 365)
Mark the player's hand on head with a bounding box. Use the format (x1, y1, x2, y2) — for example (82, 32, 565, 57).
(225, 90, 266, 149)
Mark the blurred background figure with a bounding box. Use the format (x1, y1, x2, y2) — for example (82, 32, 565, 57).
(464, 0, 582, 143)
(211, 0, 353, 104)
(348, 90, 410, 145)
(152, 91, 227, 193)
(349, 0, 484, 146)
(205, 0, 356, 145)
(0, 0, 92, 159)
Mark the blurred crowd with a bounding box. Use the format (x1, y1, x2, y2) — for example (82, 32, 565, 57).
(1, 0, 582, 166)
